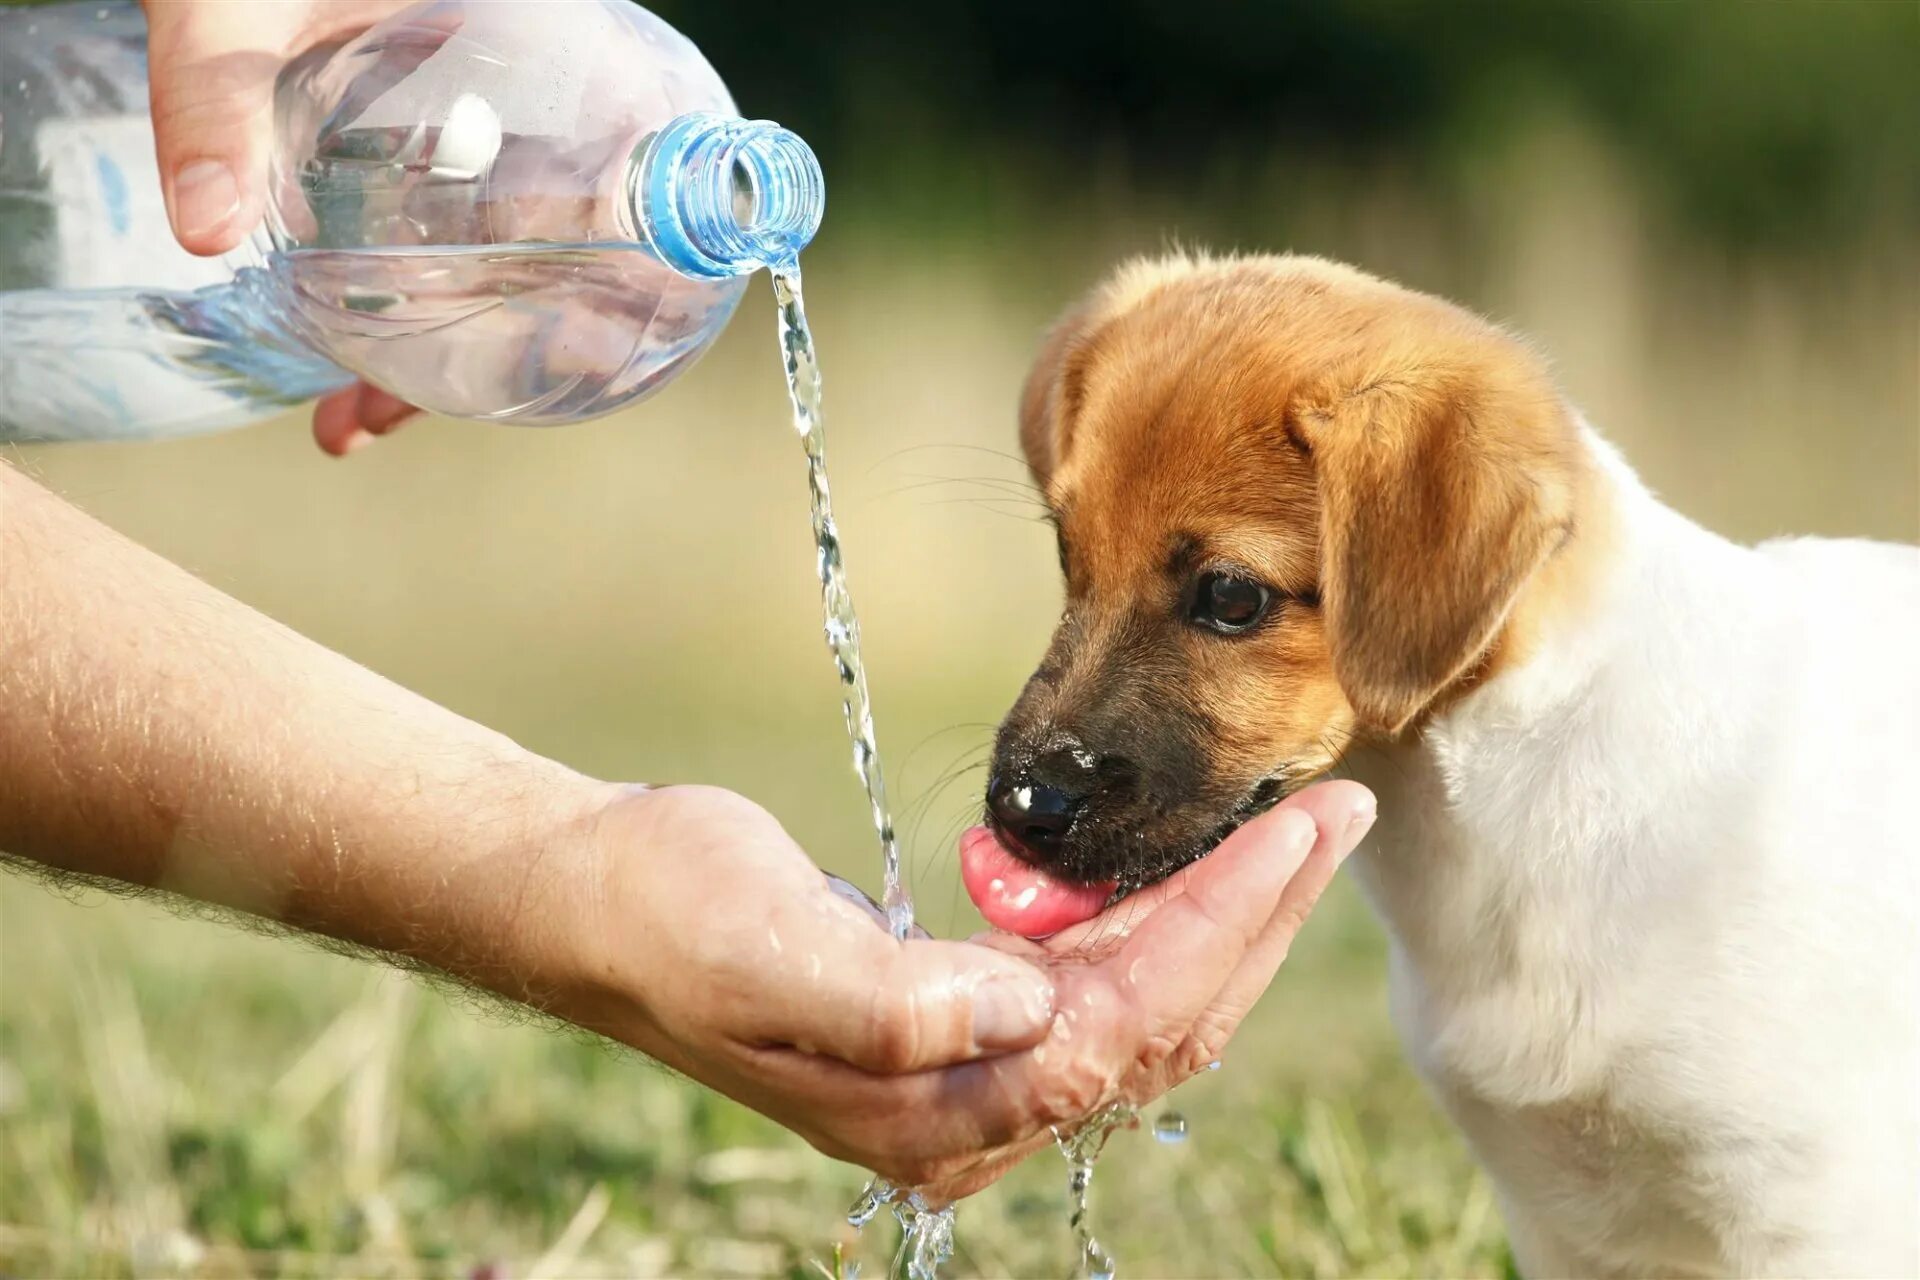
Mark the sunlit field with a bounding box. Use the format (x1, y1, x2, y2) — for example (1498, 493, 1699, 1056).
(3, 129, 1914, 1277)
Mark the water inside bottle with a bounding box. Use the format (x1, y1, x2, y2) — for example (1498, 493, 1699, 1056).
(276, 242, 743, 425)
(0, 241, 743, 440)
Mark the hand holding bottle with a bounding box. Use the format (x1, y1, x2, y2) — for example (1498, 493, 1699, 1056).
(140, 0, 423, 452)
(0, 1, 820, 446)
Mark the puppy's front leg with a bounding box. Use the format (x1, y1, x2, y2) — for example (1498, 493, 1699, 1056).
(1500, 1206, 1608, 1280)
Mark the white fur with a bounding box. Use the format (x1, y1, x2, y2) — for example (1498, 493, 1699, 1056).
(1344, 428, 1920, 1279)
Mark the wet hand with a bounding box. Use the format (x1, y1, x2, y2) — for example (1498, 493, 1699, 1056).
(915, 778, 1376, 1199)
(558, 779, 1372, 1194)
(141, 0, 420, 452)
(557, 784, 1061, 1174)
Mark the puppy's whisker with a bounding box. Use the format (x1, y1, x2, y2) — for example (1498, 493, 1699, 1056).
(882, 473, 1046, 503)
(926, 497, 1057, 524)
(869, 442, 1038, 474)
(895, 722, 994, 779)
(901, 472, 1044, 499)
(900, 754, 988, 842)
(903, 764, 988, 853)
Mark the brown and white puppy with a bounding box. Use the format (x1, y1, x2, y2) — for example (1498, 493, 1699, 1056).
(963, 253, 1919, 1278)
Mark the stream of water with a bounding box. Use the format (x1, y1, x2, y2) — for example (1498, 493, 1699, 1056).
(771, 267, 956, 1279)
(773, 266, 1203, 1280)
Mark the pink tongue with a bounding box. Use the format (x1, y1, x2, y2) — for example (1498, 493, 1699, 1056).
(960, 825, 1117, 938)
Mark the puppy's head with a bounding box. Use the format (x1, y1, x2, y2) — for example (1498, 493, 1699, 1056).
(981, 254, 1586, 898)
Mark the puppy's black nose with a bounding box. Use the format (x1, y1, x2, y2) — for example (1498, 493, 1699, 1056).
(989, 749, 1098, 857)
(989, 778, 1077, 855)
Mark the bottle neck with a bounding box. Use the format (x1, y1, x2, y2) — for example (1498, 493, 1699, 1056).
(628, 113, 824, 279)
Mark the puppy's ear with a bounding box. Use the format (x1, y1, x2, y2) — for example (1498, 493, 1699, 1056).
(1018, 304, 1099, 489)
(1303, 362, 1579, 735)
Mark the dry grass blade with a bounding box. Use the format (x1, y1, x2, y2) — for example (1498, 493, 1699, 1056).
(527, 1181, 612, 1279)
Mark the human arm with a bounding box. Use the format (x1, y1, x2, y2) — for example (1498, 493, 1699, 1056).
(0, 459, 1370, 1185)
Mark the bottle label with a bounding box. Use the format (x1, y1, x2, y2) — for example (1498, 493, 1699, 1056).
(37, 115, 235, 292)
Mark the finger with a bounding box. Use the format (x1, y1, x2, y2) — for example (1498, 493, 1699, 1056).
(1170, 783, 1376, 1078)
(144, 0, 285, 254)
(312, 384, 419, 455)
(313, 388, 372, 456)
(1040, 779, 1366, 956)
(1250, 781, 1373, 953)
(754, 928, 1057, 1076)
(357, 387, 419, 433)
(1096, 804, 1318, 1046)
(711, 1044, 1043, 1186)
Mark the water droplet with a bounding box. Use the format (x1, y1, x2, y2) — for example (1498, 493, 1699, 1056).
(1152, 1110, 1189, 1144)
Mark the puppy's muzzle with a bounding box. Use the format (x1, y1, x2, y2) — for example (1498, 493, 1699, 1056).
(986, 746, 1099, 860)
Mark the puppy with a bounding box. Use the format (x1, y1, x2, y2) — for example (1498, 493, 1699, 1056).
(962, 253, 1920, 1278)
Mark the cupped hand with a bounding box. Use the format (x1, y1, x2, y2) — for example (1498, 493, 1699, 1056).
(141, 0, 421, 453)
(918, 776, 1375, 1199)
(557, 779, 1373, 1195)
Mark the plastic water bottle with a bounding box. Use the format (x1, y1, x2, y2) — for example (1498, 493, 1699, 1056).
(0, 0, 823, 442)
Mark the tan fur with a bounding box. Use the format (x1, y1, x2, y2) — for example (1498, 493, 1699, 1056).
(1017, 252, 1607, 756)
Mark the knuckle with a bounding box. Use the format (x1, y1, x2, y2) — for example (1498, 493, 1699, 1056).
(1131, 1029, 1184, 1078)
(863, 981, 923, 1074)
(1035, 1056, 1118, 1124)
(150, 90, 255, 154)
(1171, 1033, 1220, 1081)
(887, 1156, 952, 1189)
(1270, 903, 1313, 946)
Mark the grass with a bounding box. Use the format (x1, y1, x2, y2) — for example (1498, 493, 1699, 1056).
(2, 133, 1913, 1277)
(3, 865, 1501, 1279)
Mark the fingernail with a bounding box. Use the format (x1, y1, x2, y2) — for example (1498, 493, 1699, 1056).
(973, 974, 1054, 1051)
(339, 428, 376, 455)
(173, 160, 240, 241)
(1340, 799, 1378, 860)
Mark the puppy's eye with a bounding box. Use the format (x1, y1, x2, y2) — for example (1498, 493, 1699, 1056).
(1190, 572, 1273, 635)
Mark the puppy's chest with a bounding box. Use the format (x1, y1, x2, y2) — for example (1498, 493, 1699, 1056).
(1439, 1068, 1758, 1273)
(1362, 784, 1809, 1270)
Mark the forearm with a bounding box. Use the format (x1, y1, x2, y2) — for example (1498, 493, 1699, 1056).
(0, 461, 605, 1001)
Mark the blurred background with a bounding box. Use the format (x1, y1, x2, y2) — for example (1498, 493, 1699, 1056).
(2, 1, 1915, 1276)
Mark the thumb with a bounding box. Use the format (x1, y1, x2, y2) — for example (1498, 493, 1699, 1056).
(143, 0, 286, 255)
(764, 933, 1056, 1075)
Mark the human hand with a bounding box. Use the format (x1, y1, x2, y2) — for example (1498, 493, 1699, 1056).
(552, 784, 1060, 1168)
(918, 777, 1375, 1199)
(554, 778, 1372, 1194)
(141, 0, 421, 453)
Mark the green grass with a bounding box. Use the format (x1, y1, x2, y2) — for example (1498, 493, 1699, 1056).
(2, 139, 1913, 1277)
(2, 865, 1506, 1279)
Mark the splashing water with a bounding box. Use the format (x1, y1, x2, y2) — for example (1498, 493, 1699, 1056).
(1054, 1102, 1137, 1280)
(773, 267, 956, 1276)
(847, 1184, 956, 1280)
